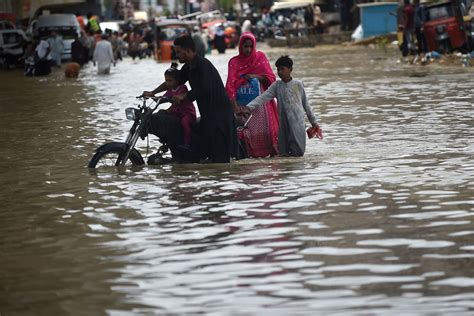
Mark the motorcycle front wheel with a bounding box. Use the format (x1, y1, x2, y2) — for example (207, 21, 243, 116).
(88, 144, 144, 168)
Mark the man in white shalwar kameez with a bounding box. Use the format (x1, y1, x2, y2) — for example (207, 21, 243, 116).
(47, 31, 64, 67)
(93, 34, 115, 74)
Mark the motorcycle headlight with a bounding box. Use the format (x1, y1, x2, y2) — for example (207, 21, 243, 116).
(125, 107, 137, 121)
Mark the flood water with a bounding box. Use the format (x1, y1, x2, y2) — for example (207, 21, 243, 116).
(0, 45, 473, 315)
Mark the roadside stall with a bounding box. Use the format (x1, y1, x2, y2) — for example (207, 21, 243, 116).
(357, 2, 398, 39)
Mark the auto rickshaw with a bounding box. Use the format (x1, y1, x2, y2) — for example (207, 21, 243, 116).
(155, 19, 193, 61)
(423, 0, 469, 53)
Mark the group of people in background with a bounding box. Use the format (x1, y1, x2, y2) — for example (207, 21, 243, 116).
(23, 14, 122, 77)
(22, 11, 234, 77)
(23, 30, 65, 76)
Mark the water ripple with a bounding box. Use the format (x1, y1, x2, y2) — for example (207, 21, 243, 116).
(1, 46, 473, 314)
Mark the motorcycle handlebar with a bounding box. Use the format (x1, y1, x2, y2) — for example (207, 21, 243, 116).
(136, 95, 171, 104)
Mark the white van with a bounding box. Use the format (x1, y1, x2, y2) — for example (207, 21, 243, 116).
(33, 14, 81, 61)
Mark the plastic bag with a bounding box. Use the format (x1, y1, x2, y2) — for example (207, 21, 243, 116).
(236, 77, 261, 106)
(307, 126, 323, 139)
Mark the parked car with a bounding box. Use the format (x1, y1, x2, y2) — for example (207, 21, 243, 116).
(0, 29, 28, 69)
(31, 14, 81, 60)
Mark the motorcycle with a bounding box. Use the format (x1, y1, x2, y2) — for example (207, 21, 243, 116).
(88, 95, 174, 168)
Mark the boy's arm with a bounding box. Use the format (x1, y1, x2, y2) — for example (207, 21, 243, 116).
(300, 82, 318, 127)
(246, 82, 278, 111)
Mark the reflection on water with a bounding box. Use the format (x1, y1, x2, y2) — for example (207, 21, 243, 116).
(0, 46, 473, 314)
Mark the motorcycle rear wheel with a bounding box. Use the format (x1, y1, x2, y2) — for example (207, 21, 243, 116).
(88, 148, 143, 168)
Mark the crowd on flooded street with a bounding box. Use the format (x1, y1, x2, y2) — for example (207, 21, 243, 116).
(2, 0, 474, 76)
(2, 2, 473, 166)
(1, 4, 474, 315)
(13, 16, 231, 78)
(17, 14, 156, 77)
(2, 11, 324, 165)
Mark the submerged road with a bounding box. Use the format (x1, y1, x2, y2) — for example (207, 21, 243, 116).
(0, 45, 473, 314)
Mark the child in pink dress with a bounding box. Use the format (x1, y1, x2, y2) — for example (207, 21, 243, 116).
(163, 63, 196, 146)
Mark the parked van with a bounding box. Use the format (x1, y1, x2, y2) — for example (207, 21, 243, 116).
(33, 14, 80, 61)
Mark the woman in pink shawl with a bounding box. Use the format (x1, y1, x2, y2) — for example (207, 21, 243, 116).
(226, 32, 279, 158)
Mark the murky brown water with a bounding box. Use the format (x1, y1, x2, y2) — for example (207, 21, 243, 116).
(1, 45, 473, 315)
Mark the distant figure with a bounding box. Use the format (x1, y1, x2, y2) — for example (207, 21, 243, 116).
(191, 27, 207, 58)
(23, 42, 36, 76)
(76, 13, 85, 30)
(313, 5, 325, 33)
(241, 17, 252, 34)
(93, 34, 115, 74)
(71, 34, 85, 65)
(202, 28, 213, 55)
(304, 5, 315, 30)
(82, 30, 95, 63)
(124, 1, 135, 21)
(47, 30, 64, 67)
(128, 31, 143, 60)
(110, 31, 125, 61)
(401, 0, 415, 57)
(86, 13, 101, 34)
(214, 25, 226, 54)
(34, 37, 52, 76)
(340, 0, 354, 31)
(65, 62, 81, 78)
(414, 0, 427, 55)
(113, 1, 124, 20)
